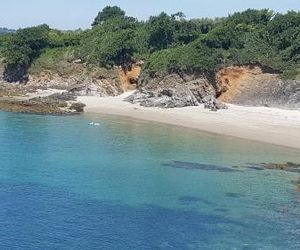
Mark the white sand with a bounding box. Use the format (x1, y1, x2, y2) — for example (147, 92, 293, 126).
(78, 92, 300, 149)
(25, 88, 66, 99)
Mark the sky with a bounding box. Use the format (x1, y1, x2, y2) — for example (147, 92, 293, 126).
(1, 0, 299, 30)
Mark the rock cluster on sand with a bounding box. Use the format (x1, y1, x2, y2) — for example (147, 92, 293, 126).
(125, 73, 227, 110)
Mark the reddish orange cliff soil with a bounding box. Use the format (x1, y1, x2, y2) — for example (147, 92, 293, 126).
(217, 66, 261, 102)
(118, 62, 143, 91)
(217, 66, 278, 103)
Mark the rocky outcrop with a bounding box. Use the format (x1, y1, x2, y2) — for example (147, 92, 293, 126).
(0, 62, 125, 97)
(0, 63, 123, 114)
(68, 80, 122, 97)
(28, 70, 123, 97)
(0, 83, 26, 97)
(125, 72, 227, 110)
(217, 66, 300, 109)
(0, 92, 85, 115)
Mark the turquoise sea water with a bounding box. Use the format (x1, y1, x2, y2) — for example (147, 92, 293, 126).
(0, 111, 300, 250)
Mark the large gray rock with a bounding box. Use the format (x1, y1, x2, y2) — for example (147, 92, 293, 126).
(68, 80, 123, 97)
(233, 79, 300, 109)
(125, 72, 227, 110)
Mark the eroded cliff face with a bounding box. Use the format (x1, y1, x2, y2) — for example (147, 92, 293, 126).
(217, 66, 300, 109)
(0, 62, 145, 97)
(0, 62, 123, 114)
(118, 62, 142, 91)
(28, 68, 123, 97)
(0, 62, 124, 97)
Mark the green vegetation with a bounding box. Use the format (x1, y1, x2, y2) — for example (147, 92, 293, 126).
(2, 25, 50, 82)
(0, 28, 15, 35)
(0, 6, 299, 82)
(92, 6, 126, 26)
(79, 17, 139, 69)
(29, 47, 76, 75)
(146, 9, 300, 76)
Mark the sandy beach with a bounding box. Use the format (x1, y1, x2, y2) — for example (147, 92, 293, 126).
(78, 92, 300, 150)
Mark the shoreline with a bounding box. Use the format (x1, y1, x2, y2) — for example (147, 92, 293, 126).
(78, 92, 300, 150)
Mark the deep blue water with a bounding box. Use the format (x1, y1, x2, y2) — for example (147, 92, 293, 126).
(0, 111, 300, 249)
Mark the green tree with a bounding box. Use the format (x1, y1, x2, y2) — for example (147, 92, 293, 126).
(3, 24, 50, 82)
(202, 9, 273, 50)
(92, 6, 126, 26)
(147, 12, 176, 51)
(266, 11, 300, 50)
(48, 29, 82, 48)
(228, 9, 274, 27)
(80, 17, 138, 68)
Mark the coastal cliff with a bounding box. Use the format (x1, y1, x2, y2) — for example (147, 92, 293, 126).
(0, 7, 299, 114)
(1, 62, 300, 114)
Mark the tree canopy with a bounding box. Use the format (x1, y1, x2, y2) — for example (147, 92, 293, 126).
(92, 6, 126, 26)
(2, 24, 50, 82)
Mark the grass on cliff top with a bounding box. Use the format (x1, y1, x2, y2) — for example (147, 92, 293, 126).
(29, 47, 119, 81)
(29, 47, 77, 76)
(281, 68, 300, 80)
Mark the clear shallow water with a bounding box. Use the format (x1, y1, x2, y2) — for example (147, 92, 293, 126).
(0, 111, 300, 250)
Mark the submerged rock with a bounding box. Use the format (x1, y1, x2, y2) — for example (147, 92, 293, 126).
(259, 162, 300, 173)
(297, 178, 300, 192)
(178, 196, 215, 206)
(291, 177, 300, 192)
(162, 161, 240, 172)
(224, 193, 245, 198)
